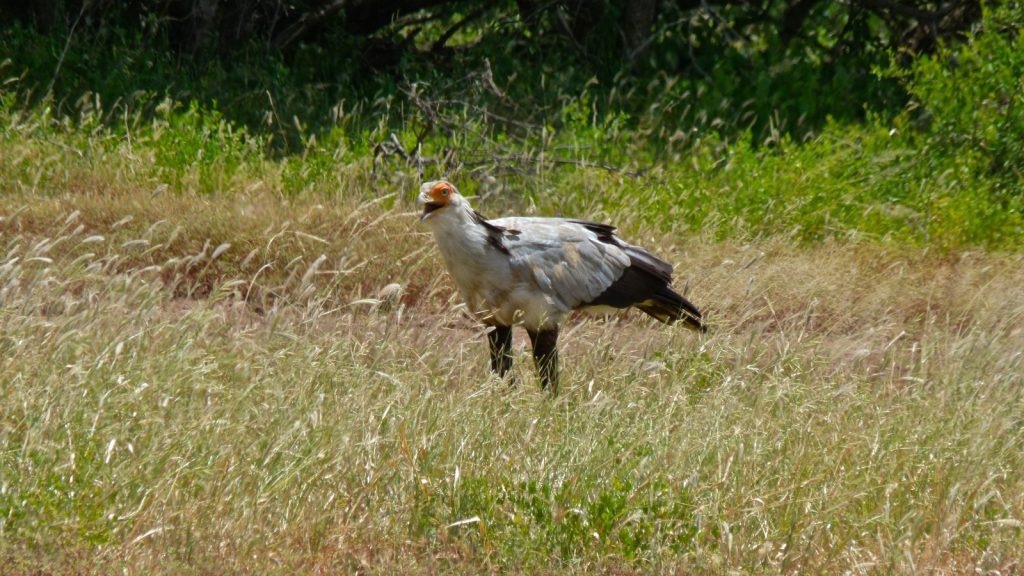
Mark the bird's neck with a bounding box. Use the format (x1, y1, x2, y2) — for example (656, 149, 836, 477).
(426, 203, 490, 259)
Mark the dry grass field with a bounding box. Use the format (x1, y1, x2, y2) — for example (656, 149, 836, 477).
(4, 2, 1024, 571)
(2, 149, 1023, 573)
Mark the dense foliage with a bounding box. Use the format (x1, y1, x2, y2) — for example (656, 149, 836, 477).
(0, 0, 984, 141)
(0, 0, 1021, 249)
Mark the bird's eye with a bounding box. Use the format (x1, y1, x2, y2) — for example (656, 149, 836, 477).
(441, 189, 450, 197)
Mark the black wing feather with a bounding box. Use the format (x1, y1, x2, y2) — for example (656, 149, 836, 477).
(579, 227, 704, 331)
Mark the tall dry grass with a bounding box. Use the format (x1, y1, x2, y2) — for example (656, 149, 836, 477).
(2, 177, 1023, 574)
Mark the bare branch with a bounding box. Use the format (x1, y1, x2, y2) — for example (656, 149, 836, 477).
(271, 0, 352, 50)
(432, 4, 491, 52)
(46, 0, 90, 98)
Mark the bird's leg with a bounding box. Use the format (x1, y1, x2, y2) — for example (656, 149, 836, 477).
(488, 325, 514, 381)
(527, 327, 559, 394)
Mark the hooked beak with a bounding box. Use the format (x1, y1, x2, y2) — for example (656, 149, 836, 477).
(417, 195, 446, 222)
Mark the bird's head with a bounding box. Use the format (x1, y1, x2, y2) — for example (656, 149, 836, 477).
(417, 180, 464, 223)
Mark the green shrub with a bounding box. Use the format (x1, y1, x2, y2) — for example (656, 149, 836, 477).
(885, 2, 1024, 244)
(902, 3, 1023, 185)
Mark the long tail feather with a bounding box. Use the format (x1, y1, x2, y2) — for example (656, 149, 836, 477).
(636, 286, 707, 332)
(582, 242, 707, 332)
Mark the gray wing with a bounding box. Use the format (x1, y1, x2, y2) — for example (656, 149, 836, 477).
(489, 217, 631, 313)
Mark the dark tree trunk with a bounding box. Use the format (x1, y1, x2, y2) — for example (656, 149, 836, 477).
(564, 0, 605, 44)
(619, 0, 656, 68)
(192, 0, 220, 53)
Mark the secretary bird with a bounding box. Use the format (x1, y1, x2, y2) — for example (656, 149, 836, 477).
(417, 180, 705, 393)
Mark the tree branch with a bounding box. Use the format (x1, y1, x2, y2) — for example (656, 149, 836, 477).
(432, 4, 491, 52)
(46, 0, 89, 98)
(856, 0, 960, 23)
(271, 0, 352, 50)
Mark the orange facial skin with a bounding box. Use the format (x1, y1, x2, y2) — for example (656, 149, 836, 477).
(421, 182, 453, 220)
(430, 182, 453, 204)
